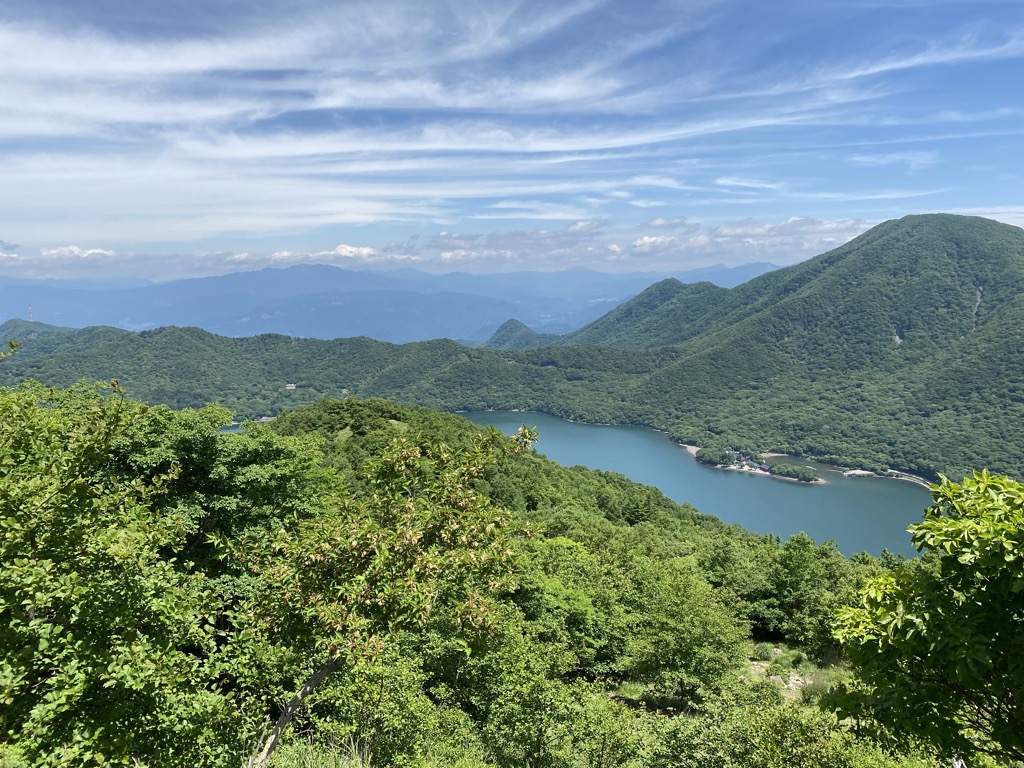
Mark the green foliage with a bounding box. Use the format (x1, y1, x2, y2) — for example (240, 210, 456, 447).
(694, 446, 732, 466)
(753, 642, 776, 661)
(0, 382, 245, 766)
(484, 319, 560, 351)
(301, 651, 437, 766)
(619, 557, 747, 705)
(768, 463, 820, 482)
(0, 384, 536, 766)
(655, 684, 932, 768)
(765, 534, 852, 660)
(0, 744, 25, 768)
(0, 385, 931, 767)
(834, 471, 1024, 765)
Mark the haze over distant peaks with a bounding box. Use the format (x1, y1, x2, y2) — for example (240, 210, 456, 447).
(0, 262, 778, 344)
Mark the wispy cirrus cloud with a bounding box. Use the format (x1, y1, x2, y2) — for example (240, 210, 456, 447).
(848, 151, 938, 171)
(715, 177, 787, 191)
(644, 217, 692, 229)
(0, 0, 1020, 278)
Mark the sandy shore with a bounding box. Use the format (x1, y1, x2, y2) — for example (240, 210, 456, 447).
(679, 444, 826, 484)
(680, 442, 935, 489)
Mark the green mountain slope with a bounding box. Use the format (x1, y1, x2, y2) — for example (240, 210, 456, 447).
(573, 214, 1024, 474)
(484, 319, 561, 349)
(563, 213, 1024, 356)
(557, 279, 730, 348)
(2, 214, 1023, 480)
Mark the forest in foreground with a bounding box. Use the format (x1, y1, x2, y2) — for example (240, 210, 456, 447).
(2, 382, 1021, 767)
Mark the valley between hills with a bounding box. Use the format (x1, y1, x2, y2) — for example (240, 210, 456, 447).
(5, 3, 1024, 764)
(4, 212, 1024, 768)
(3, 213, 1023, 482)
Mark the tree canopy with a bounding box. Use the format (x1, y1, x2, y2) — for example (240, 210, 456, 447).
(0, 384, 532, 766)
(0, 385, 939, 767)
(834, 471, 1024, 765)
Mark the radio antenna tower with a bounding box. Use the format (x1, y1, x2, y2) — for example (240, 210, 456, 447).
(27, 304, 33, 322)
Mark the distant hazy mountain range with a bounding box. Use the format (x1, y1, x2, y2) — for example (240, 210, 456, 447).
(0, 262, 777, 343)
(3, 214, 1022, 480)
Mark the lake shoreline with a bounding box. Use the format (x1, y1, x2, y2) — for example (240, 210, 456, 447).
(679, 443, 935, 489)
(681, 444, 827, 484)
(469, 408, 935, 491)
(462, 410, 929, 557)
(493, 413, 837, 488)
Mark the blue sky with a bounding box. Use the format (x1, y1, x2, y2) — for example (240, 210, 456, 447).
(0, 0, 1021, 280)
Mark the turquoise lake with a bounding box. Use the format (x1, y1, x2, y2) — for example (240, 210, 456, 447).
(462, 411, 933, 557)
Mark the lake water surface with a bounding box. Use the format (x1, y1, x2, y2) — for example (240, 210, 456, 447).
(463, 411, 932, 557)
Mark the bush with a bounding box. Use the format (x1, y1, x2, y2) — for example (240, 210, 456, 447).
(768, 463, 820, 482)
(753, 643, 775, 661)
(271, 737, 371, 768)
(695, 446, 733, 466)
(0, 745, 26, 768)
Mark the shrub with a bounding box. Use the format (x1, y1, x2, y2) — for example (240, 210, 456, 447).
(753, 643, 775, 661)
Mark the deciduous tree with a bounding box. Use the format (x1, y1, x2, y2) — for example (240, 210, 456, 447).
(833, 471, 1024, 764)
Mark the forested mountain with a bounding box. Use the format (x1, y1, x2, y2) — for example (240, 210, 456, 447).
(551, 279, 730, 349)
(0, 262, 777, 343)
(483, 318, 562, 350)
(494, 213, 1024, 354)
(2, 214, 1022, 480)
(4, 218, 1024, 765)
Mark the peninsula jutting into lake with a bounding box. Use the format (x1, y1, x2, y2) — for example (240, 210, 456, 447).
(463, 410, 930, 557)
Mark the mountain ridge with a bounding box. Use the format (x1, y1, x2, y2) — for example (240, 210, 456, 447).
(0, 262, 779, 343)
(2, 214, 1022, 480)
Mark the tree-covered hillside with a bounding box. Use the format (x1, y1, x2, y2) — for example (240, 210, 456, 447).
(2, 385, 948, 767)
(2, 214, 1022, 480)
(482, 319, 561, 350)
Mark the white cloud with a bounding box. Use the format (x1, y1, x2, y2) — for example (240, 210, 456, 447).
(614, 216, 871, 269)
(632, 234, 679, 251)
(441, 249, 481, 262)
(327, 244, 379, 259)
(823, 29, 1024, 83)
(848, 151, 938, 171)
(715, 176, 785, 190)
(0, 214, 882, 279)
(645, 217, 690, 229)
(266, 244, 401, 266)
(567, 219, 605, 234)
(478, 201, 593, 221)
(39, 245, 118, 261)
(0, 1, 1019, 276)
